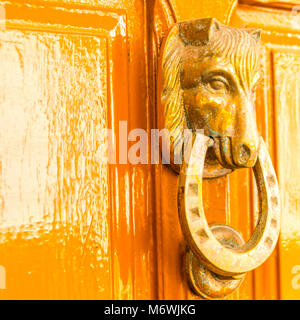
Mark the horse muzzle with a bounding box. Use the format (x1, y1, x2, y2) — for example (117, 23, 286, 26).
(212, 136, 260, 169)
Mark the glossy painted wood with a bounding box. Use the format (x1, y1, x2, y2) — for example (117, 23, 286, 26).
(154, 0, 254, 300)
(0, 0, 157, 299)
(231, 3, 300, 299)
(156, 1, 300, 300)
(273, 51, 300, 300)
(0, 0, 299, 300)
(240, 0, 300, 9)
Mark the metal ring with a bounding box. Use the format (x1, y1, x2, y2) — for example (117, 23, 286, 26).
(186, 224, 246, 299)
(178, 133, 281, 277)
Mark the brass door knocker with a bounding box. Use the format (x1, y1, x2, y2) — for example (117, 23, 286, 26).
(159, 18, 281, 299)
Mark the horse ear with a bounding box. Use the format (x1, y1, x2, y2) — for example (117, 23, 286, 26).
(179, 18, 221, 46)
(246, 28, 261, 43)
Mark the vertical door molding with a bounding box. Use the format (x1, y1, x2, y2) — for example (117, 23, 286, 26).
(153, 0, 244, 300)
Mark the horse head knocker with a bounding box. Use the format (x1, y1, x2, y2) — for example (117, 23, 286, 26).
(159, 18, 281, 299)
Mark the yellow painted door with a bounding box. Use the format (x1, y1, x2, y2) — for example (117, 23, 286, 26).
(232, 0, 300, 300)
(0, 0, 299, 300)
(0, 0, 157, 299)
(154, 0, 300, 300)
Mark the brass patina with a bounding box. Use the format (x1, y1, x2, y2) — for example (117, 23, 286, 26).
(162, 18, 262, 178)
(160, 18, 281, 299)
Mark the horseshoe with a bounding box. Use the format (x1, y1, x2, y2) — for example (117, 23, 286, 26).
(178, 133, 281, 298)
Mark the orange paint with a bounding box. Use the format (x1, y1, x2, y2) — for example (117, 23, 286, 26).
(0, 0, 298, 300)
(0, 0, 156, 300)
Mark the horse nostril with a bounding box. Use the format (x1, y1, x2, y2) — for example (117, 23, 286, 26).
(238, 144, 251, 165)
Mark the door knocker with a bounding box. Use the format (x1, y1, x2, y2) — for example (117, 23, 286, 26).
(159, 18, 281, 299)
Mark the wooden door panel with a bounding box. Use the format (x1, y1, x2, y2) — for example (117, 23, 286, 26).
(0, 0, 157, 299)
(0, 0, 298, 300)
(273, 51, 300, 300)
(231, 3, 300, 300)
(0, 27, 111, 299)
(155, 0, 300, 300)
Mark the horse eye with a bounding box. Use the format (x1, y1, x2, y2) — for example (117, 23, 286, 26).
(208, 78, 229, 91)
